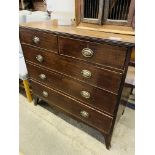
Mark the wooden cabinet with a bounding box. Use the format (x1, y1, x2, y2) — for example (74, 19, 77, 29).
(76, 0, 135, 27)
(20, 21, 134, 149)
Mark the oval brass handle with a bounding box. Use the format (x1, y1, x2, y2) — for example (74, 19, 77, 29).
(33, 36, 40, 44)
(81, 48, 94, 58)
(36, 55, 43, 62)
(81, 70, 91, 78)
(42, 91, 48, 97)
(80, 110, 89, 118)
(80, 91, 90, 99)
(39, 74, 46, 80)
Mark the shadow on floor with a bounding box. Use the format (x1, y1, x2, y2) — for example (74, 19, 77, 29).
(38, 99, 105, 144)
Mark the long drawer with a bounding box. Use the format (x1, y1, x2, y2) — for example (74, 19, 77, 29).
(31, 80, 113, 133)
(59, 36, 127, 70)
(27, 63, 118, 115)
(22, 44, 122, 94)
(20, 28, 58, 53)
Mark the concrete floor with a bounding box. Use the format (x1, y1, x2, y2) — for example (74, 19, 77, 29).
(19, 94, 135, 155)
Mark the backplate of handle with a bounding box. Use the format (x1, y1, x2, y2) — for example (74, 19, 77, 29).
(39, 74, 46, 80)
(81, 48, 94, 58)
(36, 55, 43, 62)
(33, 36, 40, 44)
(80, 110, 89, 118)
(81, 69, 92, 78)
(42, 91, 48, 97)
(80, 90, 90, 99)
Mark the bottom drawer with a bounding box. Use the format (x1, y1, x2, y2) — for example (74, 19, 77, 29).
(31, 80, 113, 134)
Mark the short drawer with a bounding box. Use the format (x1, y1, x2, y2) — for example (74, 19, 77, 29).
(22, 44, 122, 94)
(59, 37, 127, 69)
(27, 63, 118, 115)
(31, 80, 113, 134)
(19, 28, 58, 52)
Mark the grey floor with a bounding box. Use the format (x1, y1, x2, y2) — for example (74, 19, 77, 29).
(19, 94, 135, 155)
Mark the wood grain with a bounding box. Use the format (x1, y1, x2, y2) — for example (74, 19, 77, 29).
(19, 24, 134, 149)
(59, 36, 127, 69)
(20, 21, 135, 45)
(75, 0, 81, 25)
(20, 28, 58, 53)
(31, 80, 113, 134)
(22, 44, 123, 94)
(27, 63, 118, 115)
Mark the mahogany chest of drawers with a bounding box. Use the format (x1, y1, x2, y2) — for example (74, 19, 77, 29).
(20, 21, 134, 149)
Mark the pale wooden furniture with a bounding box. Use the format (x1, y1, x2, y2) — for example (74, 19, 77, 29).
(75, 0, 135, 27)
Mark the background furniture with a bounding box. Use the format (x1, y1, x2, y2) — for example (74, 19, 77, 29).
(125, 66, 135, 90)
(125, 66, 135, 107)
(75, 0, 135, 27)
(20, 20, 134, 149)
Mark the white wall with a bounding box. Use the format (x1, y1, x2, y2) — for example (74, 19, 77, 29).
(46, 0, 75, 18)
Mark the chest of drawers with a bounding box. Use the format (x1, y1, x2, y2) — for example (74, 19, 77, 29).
(20, 21, 134, 149)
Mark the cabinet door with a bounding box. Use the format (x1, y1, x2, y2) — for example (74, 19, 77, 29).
(81, 0, 104, 24)
(103, 0, 135, 26)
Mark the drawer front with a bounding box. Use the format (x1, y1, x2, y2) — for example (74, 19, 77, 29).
(27, 63, 118, 115)
(22, 44, 122, 94)
(59, 37, 127, 69)
(20, 28, 58, 52)
(31, 80, 113, 133)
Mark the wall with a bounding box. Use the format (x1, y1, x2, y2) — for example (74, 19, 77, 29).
(46, 0, 75, 18)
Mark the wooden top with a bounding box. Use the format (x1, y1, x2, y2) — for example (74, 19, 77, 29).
(77, 23, 135, 35)
(20, 20, 135, 46)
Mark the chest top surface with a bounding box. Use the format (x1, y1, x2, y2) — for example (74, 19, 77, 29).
(20, 20, 135, 46)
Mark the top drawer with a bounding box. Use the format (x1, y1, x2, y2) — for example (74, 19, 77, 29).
(59, 37, 127, 70)
(19, 28, 58, 53)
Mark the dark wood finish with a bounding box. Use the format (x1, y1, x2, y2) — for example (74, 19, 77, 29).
(105, 134, 112, 149)
(22, 44, 122, 94)
(33, 94, 39, 105)
(59, 36, 127, 70)
(27, 63, 118, 115)
(107, 46, 132, 149)
(31, 80, 113, 134)
(20, 28, 58, 52)
(19, 23, 134, 149)
(116, 85, 132, 122)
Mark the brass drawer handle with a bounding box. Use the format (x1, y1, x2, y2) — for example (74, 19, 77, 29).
(80, 91, 90, 99)
(39, 74, 46, 80)
(33, 36, 40, 44)
(81, 48, 94, 58)
(80, 110, 89, 118)
(81, 70, 91, 78)
(42, 91, 48, 97)
(36, 55, 43, 62)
